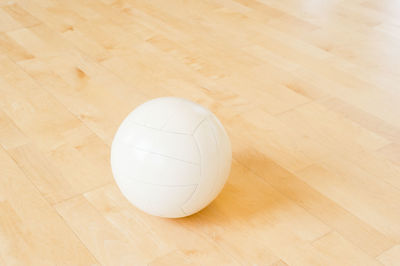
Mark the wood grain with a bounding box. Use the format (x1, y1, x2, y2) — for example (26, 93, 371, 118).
(0, 0, 399, 265)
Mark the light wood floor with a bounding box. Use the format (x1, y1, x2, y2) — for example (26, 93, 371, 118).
(1, 0, 400, 265)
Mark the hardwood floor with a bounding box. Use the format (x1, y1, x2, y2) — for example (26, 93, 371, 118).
(0, 0, 399, 265)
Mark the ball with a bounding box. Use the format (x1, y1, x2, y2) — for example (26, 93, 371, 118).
(111, 97, 232, 218)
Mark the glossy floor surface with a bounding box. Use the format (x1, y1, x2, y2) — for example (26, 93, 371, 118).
(0, 0, 400, 265)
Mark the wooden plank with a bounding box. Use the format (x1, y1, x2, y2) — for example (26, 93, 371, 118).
(0, 146, 98, 265)
(312, 232, 381, 266)
(377, 245, 400, 266)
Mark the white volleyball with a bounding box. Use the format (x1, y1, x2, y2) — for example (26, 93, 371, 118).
(111, 97, 232, 218)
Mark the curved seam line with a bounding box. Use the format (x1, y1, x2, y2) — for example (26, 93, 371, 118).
(182, 125, 204, 211)
(191, 115, 210, 136)
(133, 146, 199, 165)
(120, 178, 198, 187)
(208, 117, 221, 199)
(181, 183, 198, 215)
(131, 121, 193, 135)
(160, 103, 179, 129)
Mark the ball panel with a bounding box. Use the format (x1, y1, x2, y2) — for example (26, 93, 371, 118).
(126, 97, 210, 134)
(162, 100, 210, 134)
(114, 123, 200, 164)
(182, 118, 220, 214)
(116, 178, 197, 218)
(207, 115, 232, 199)
(114, 122, 160, 151)
(111, 144, 200, 186)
